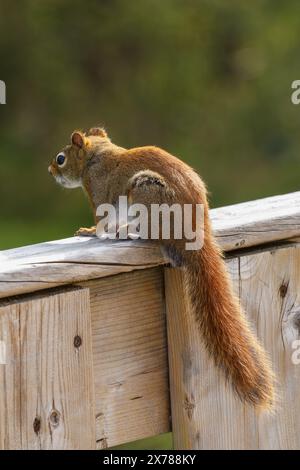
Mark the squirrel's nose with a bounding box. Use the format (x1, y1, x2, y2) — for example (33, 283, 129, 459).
(48, 165, 53, 175)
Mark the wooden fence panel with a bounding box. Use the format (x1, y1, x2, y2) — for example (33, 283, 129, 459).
(166, 242, 300, 449)
(1, 191, 300, 449)
(0, 287, 95, 450)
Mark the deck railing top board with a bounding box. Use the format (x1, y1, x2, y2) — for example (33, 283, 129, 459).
(211, 190, 300, 250)
(1, 191, 300, 298)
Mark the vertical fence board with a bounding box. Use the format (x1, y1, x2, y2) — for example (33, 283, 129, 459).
(164, 267, 245, 450)
(166, 243, 300, 449)
(0, 287, 95, 450)
(80, 267, 170, 448)
(227, 245, 300, 449)
(0, 303, 21, 449)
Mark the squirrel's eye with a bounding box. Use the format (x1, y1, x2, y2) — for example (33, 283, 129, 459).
(56, 153, 66, 166)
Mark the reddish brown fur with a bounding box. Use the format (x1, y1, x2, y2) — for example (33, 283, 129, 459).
(49, 128, 275, 409)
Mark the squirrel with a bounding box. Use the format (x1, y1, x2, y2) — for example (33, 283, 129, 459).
(48, 127, 274, 410)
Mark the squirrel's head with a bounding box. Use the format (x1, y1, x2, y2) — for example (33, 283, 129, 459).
(48, 127, 109, 188)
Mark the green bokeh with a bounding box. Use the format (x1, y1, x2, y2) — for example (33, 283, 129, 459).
(1, 0, 300, 251)
(113, 433, 172, 451)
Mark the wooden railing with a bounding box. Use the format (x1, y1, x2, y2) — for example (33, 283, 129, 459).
(1, 192, 300, 449)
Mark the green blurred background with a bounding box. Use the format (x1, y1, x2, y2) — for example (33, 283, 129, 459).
(1, 0, 300, 250)
(1, 0, 300, 448)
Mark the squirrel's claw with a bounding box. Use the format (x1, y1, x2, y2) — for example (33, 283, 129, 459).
(75, 226, 97, 237)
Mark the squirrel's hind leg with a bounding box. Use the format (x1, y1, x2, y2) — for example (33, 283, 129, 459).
(127, 170, 171, 205)
(125, 170, 176, 242)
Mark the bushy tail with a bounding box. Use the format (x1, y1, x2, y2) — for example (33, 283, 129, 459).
(171, 236, 275, 410)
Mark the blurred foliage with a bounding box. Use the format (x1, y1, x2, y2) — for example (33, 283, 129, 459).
(1, 0, 300, 249)
(1, 0, 300, 450)
(113, 433, 172, 451)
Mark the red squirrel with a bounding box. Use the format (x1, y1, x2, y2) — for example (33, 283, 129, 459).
(48, 127, 274, 409)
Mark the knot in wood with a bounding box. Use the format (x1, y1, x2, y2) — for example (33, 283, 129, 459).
(33, 416, 41, 434)
(74, 335, 82, 348)
(279, 283, 288, 298)
(49, 409, 60, 427)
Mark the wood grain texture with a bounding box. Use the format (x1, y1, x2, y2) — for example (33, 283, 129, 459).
(0, 287, 95, 450)
(166, 243, 300, 449)
(78, 267, 170, 448)
(0, 238, 166, 299)
(1, 191, 300, 298)
(211, 191, 300, 251)
(1, 191, 300, 449)
(1, 240, 300, 448)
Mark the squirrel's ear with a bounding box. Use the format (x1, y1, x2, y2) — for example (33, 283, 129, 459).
(71, 131, 86, 148)
(88, 127, 108, 138)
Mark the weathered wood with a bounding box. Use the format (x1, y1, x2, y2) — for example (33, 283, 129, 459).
(1, 239, 300, 448)
(0, 238, 166, 299)
(1, 191, 300, 450)
(211, 191, 300, 251)
(1, 192, 300, 299)
(0, 262, 160, 299)
(166, 243, 300, 449)
(225, 244, 300, 449)
(164, 267, 202, 449)
(0, 287, 95, 450)
(78, 267, 170, 448)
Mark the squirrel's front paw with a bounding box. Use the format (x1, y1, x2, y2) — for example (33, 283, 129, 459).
(75, 226, 97, 237)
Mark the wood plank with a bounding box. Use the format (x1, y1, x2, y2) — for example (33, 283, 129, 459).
(165, 243, 300, 449)
(0, 287, 95, 450)
(78, 267, 170, 448)
(0, 238, 166, 299)
(165, 262, 255, 450)
(1, 192, 300, 298)
(0, 262, 158, 299)
(226, 245, 300, 449)
(211, 191, 300, 251)
(0, 237, 164, 265)
(164, 267, 197, 449)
